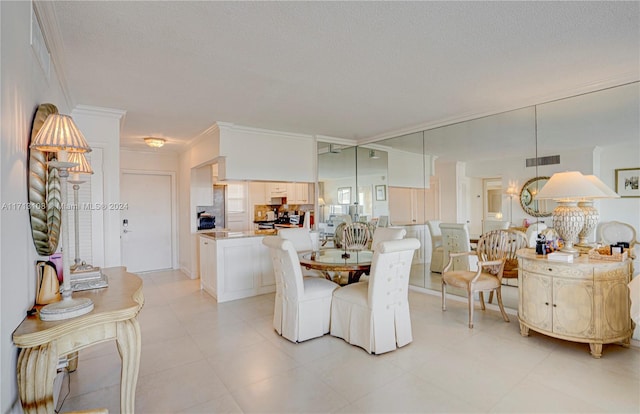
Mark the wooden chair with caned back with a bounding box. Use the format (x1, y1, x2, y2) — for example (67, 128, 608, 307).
(442, 230, 510, 328)
(488, 229, 528, 303)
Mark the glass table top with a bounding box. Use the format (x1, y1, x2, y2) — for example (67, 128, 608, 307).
(300, 249, 373, 265)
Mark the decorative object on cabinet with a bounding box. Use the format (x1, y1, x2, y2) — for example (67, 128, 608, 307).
(28, 103, 62, 256)
(375, 184, 386, 201)
(442, 230, 511, 328)
(519, 176, 553, 217)
(30, 112, 95, 321)
(337, 187, 351, 204)
(615, 167, 640, 197)
(534, 171, 607, 256)
(517, 248, 632, 358)
(263, 236, 339, 342)
(144, 137, 165, 148)
(330, 238, 420, 354)
(598, 221, 638, 259)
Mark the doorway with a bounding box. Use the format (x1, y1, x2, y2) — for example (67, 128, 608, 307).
(121, 170, 176, 273)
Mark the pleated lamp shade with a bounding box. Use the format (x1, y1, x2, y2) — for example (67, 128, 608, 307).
(30, 114, 91, 153)
(68, 152, 94, 175)
(584, 175, 620, 198)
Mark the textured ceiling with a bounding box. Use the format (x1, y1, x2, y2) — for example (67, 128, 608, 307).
(51, 1, 639, 151)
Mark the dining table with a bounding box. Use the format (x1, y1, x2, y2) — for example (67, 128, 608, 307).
(298, 249, 373, 284)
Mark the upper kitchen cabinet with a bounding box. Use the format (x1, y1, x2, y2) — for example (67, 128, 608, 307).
(267, 182, 288, 198)
(217, 123, 316, 182)
(289, 182, 313, 204)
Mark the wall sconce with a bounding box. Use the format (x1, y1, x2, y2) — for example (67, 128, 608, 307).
(144, 137, 166, 148)
(30, 114, 95, 320)
(505, 181, 519, 225)
(535, 171, 607, 256)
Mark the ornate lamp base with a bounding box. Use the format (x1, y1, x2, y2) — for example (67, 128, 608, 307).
(577, 200, 599, 246)
(552, 201, 584, 257)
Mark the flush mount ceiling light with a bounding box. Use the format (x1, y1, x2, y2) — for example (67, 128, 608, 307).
(369, 149, 380, 159)
(144, 137, 166, 148)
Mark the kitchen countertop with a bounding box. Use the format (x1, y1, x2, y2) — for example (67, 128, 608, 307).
(199, 229, 277, 240)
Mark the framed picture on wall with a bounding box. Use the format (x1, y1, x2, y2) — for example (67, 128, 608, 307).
(615, 168, 640, 198)
(375, 185, 386, 201)
(338, 187, 351, 204)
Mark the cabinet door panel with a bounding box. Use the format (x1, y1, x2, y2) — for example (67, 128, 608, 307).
(602, 280, 631, 336)
(521, 271, 552, 331)
(553, 278, 594, 337)
(222, 245, 256, 292)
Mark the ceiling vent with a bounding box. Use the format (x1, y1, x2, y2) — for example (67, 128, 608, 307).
(329, 144, 342, 153)
(526, 155, 560, 167)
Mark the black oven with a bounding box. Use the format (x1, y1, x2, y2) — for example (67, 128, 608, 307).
(197, 212, 216, 230)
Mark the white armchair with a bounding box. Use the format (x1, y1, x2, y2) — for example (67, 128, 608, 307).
(330, 238, 421, 354)
(427, 220, 444, 273)
(262, 236, 340, 342)
(370, 227, 406, 251)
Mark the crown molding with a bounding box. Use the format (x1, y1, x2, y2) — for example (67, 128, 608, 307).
(73, 104, 127, 120)
(33, 1, 74, 110)
(360, 77, 639, 145)
(217, 122, 316, 141)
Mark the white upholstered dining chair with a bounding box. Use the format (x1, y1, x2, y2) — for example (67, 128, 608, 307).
(278, 227, 322, 277)
(330, 238, 421, 354)
(370, 227, 406, 251)
(440, 223, 473, 272)
(262, 236, 340, 342)
(598, 221, 638, 259)
(427, 220, 444, 273)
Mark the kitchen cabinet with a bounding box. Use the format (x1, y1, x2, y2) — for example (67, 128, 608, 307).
(199, 234, 275, 302)
(267, 182, 288, 198)
(288, 182, 313, 204)
(517, 249, 632, 358)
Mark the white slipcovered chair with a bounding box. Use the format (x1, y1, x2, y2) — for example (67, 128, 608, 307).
(482, 220, 510, 233)
(427, 220, 444, 273)
(330, 238, 421, 354)
(599, 221, 638, 259)
(440, 223, 473, 272)
(370, 227, 406, 251)
(262, 236, 340, 342)
(525, 222, 548, 247)
(278, 227, 322, 277)
(442, 230, 510, 328)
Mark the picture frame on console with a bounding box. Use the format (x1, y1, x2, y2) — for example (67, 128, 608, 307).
(615, 168, 640, 198)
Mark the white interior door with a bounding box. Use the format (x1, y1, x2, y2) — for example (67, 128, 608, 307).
(121, 172, 174, 272)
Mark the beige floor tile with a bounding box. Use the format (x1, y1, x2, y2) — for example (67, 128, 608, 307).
(207, 340, 300, 391)
(139, 335, 205, 377)
(231, 366, 350, 413)
(178, 393, 244, 413)
(136, 359, 230, 413)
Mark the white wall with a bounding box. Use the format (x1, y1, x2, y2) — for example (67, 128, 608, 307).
(0, 1, 70, 410)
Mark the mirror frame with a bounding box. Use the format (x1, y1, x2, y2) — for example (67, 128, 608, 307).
(519, 176, 552, 218)
(28, 103, 62, 255)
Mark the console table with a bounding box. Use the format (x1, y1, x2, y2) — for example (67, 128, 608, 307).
(12, 267, 144, 413)
(517, 249, 632, 358)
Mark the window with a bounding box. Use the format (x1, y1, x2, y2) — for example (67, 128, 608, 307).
(226, 183, 246, 213)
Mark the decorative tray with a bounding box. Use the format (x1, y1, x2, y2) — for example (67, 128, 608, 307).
(588, 247, 628, 262)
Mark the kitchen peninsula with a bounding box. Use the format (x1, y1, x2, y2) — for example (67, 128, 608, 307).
(199, 231, 276, 302)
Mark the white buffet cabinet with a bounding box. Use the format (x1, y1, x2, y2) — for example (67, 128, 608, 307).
(517, 248, 632, 358)
(199, 232, 275, 303)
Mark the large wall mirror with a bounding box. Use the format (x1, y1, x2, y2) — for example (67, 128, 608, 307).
(316, 82, 639, 309)
(28, 103, 62, 255)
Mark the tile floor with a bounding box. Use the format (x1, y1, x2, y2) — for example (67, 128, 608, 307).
(60, 269, 639, 413)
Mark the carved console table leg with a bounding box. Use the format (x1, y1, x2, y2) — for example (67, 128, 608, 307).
(17, 342, 58, 413)
(589, 343, 603, 359)
(116, 318, 141, 413)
